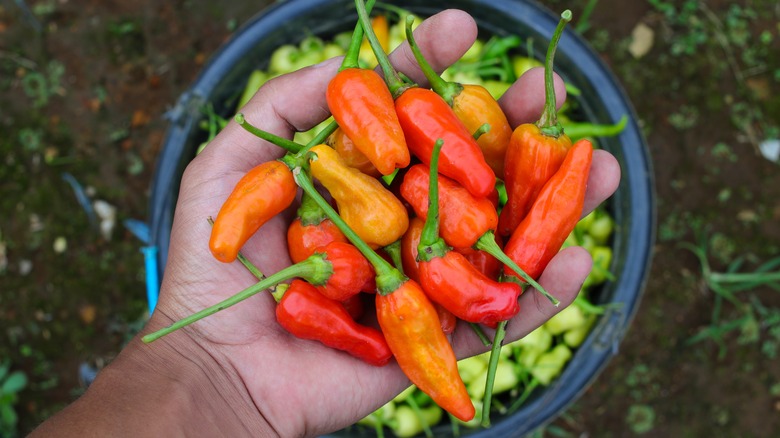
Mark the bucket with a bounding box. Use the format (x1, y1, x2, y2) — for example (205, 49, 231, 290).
(149, 0, 655, 436)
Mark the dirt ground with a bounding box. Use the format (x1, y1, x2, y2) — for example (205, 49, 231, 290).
(1, 0, 779, 436)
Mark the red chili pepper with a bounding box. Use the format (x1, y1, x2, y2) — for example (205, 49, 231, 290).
(400, 163, 497, 249)
(395, 87, 496, 198)
(504, 139, 593, 281)
(341, 293, 365, 320)
(314, 241, 375, 302)
(276, 280, 392, 367)
(399, 216, 458, 334)
(287, 192, 348, 264)
(210, 160, 297, 263)
(498, 12, 573, 237)
(376, 279, 474, 421)
(405, 15, 512, 177)
(454, 231, 502, 280)
(355, 0, 495, 199)
(326, 0, 409, 176)
(415, 140, 521, 326)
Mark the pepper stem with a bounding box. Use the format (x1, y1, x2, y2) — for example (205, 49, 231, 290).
(355, 0, 408, 97)
(235, 113, 302, 153)
(475, 231, 560, 306)
(418, 139, 444, 248)
(472, 123, 491, 140)
(341, 0, 376, 70)
(141, 255, 331, 343)
(291, 164, 406, 295)
(305, 119, 339, 150)
(405, 15, 462, 106)
(481, 320, 508, 427)
(383, 240, 405, 274)
(536, 10, 572, 136)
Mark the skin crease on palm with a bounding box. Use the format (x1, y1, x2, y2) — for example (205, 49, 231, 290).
(30, 9, 621, 438)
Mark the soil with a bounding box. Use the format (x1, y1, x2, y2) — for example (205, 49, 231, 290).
(1, 0, 779, 437)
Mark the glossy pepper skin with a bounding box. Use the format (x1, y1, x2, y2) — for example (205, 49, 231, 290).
(287, 193, 347, 264)
(452, 84, 513, 177)
(326, 68, 409, 176)
(277, 280, 392, 367)
(326, 128, 381, 177)
(210, 160, 297, 263)
(399, 217, 457, 334)
(376, 279, 475, 421)
(504, 139, 593, 281)
(454, 232, 502, 280)
(418, 252, 521, 326)
(498, 124, 572, 236)
(395, 87, 496, 199)
(308, 144, 409, 248)
(315, 241, 376, 301)
(400, 164, 497, 249)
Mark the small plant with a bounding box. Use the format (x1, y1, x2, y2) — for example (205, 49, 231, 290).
(681, 229, 780, 359)
(0, 361, 28, 438)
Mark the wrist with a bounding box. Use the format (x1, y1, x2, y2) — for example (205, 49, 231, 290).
(32, 310, 275, 437)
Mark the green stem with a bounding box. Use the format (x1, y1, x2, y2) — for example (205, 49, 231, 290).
(418, 139, 445, 248)
(383, 240, 404, 274)
(208, 217, 266, 280)
(341, 0, 376, 70)
(564, 115, 628, 140)
(142, 256, 329, 343)
(475, 231, 560, 306)
(480, 320, 508, 427)
(405, 15, 462, 105)
(235, 113, 302, 153)
(469, 323, 492, 347)
(405, 395, 434, 438)
(507, 378, 540, 414)
(304, 119, 339, 150)
(291, 166, 406, 295)
(472, 123, 491, 140)
(536, 10, 572, 136)
(355, 0, 409, 97)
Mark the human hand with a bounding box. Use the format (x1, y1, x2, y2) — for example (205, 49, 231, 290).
(140, 9, 620, 437)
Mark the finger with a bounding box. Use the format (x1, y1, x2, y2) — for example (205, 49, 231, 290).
(498, 67, 567, 127)
(384, 9, 478, 86)
(452, 246, 592, 357)
(583, 149, 621, 217)
(191, 57, 343, 175)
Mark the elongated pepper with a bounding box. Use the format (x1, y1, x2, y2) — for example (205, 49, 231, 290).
(499, 11, 573, 236)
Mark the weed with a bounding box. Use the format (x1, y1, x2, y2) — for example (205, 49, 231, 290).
(625, 404, 655, 434)
(0, 361, 28, 438)
(20, 61, 64, 108)
(681, 228, 780, 359)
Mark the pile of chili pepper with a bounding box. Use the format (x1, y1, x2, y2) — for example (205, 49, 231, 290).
(147, 2, 627, 435)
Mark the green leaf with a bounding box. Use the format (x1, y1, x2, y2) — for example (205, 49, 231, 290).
(1, 372, 27, 395)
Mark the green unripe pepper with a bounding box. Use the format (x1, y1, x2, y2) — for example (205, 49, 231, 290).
(269, 44, 299, 74)
(237, 70, 269, 109)
(467, 360, 518, 399)
(589, 213, 615, 245)
(322, 43, 346, 59)
(583, 245, 613, 288)
(393, 385, 416, 403)
(483, 80, 511, 100)
(460, 39, 484, 63)
(391, 404, 442, 437)
(563, 314, 598, 348)
(544, 304, 588, 335)
(458, 356, 487, 383)
(512, 55, 543, 78)
(357, 400, 396, 427)
(531, 344, 573, 385)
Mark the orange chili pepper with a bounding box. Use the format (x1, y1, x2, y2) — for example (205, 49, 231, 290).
(326, 127, 381, 177)
(376, 279, 474, 421)
(308, 144, 409, 248)
(405, 16, 512, 177)
(287, 192, 348, 264)
(209, 160, 297, 263)
(504, 139, 593, 281)
(498, 12, 573, 237)
(326, 0, 409, 176)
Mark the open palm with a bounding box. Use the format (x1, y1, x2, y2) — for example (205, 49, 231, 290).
(143, 10, 621, 437)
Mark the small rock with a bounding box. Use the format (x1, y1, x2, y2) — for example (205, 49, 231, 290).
(19, 259, 33, 276)
(53, 236, 67, 253)
(759, 139, 779, 163)
(628, 23, 654, 59)
(93, 200, 117, 240)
